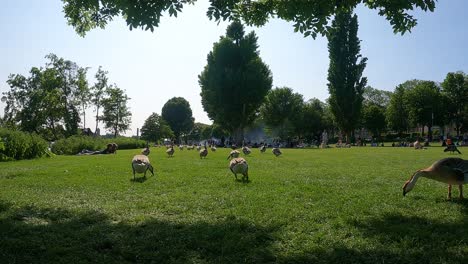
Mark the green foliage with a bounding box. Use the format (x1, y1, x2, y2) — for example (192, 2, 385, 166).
(161, 97, 194, 143)
(3, 54, 88, 140)
(363, 86, 392, 108)
(51, 136, 145, 155)
(100, 86, 132, 138)
(362, 104, 386, 138)
(199, 21, 272, 143)
(91, 66, 110, 133)
(76, 67, 91, 129)
(404, 81, 445, 131)
(327, 11, 367, 142)
(295, 99, 334, 141)
(186, 122, 210, 142)
(0, 128, 48, 161)
(62, 0, 436, 37)
(260, 87, 304, 140)
(140, 113, 174, 143)
(386, 84, 410, 134)
(1, 147, 466, 263)
(441, 71, 468, 135)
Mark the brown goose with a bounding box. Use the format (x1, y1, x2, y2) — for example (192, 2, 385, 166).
(131, 155, 154, 180)
(199, 144, 208, 159)
(227, 150, 240, 160)
(166, 145, 175, 157)
(272, 147, 282, 157)
(229, 157, 249, 182)
(403, 158, 468, 199)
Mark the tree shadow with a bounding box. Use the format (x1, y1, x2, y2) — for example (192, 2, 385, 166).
(348, 208, 468, 264)
(0, 201, 277, 263)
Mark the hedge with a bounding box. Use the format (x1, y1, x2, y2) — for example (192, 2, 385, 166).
(0, 129, 49, 161)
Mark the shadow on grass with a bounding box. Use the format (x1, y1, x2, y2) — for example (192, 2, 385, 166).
(0, 201, 277, 263)
(348, 203, 468, 264)
(130, 176, 150, 183)
(1, 200, 468, 263)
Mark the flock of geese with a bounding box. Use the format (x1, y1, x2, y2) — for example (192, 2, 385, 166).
(132, 142, 282, 183)
(132, 142, 467, 199)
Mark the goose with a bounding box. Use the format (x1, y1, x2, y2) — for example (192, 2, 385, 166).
(199, 144, 208, 159)
(227, 150, 240, 160)
(179, 145, 184, 151)
(211, 144, 217, 152)
(272, 147, 282, 157)
(131, 155, 154, 180)
(403, 158, 468, 199)
(444, 145, 461, 154)
(260, 144, 266, 153)
(196, 145, 202, 151)
(141, 142, 150, 156)
(229, 157, 249, 182)
(166, 145, 175, 157)
(242, 142, 251, 155)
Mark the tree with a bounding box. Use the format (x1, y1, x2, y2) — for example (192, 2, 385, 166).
(91, 66, 109, 135)
(294, 98, 331, 143)
(260, 87, 304, 141)
(161, 97, 194, 143)
(362, 103, 386, 140)
(62, 0, 436, 37)
(76, 67, 91, 130)
(363, 86, 392, 108)
(199, 21, 272, 143)
(187, 122, 210, 142)
(441, 71, 468, 136)
(100, 86, 132, 138)
(404, 81, 445, 140)
(3, 54, 86, 140)
(140, 113, 174, 143)
(386, 84, 410, 135)
(327, 11, 367, 143)
(45, 54, 82, 137)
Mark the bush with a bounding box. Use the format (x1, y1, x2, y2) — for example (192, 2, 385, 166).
(51, 136, 146, 155)
(0, 129, 49, 161)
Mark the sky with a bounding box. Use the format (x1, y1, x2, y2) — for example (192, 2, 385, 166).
(1, 0, 467, 136)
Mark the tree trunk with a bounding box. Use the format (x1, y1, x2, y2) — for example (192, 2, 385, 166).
(233, 127, 244, 145)
(95, 106, 100, 137)
(82, 102, 86, 130)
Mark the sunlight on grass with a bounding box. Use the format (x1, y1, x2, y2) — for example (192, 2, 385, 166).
(0, 147, 467, 263)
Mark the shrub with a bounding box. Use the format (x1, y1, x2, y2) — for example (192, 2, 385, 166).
(51, 136, 146, 155)
(0, 129, 48, 161)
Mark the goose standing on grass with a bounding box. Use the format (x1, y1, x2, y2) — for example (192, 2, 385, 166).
(196, 144, 201, 151)
(166, 145, 175, 157)
(260, 144, 266, 153)
(211, 144, 217, 152)
(403, 158, 468, 199)
(131, 155, 154, 180)
(179, 145, 184, 151)
(227, 150, 240, 160)
(141, 142, 150, 156)
(199, 144, 208, 159)
(272, 147, 282, 157)
(229, 157, 249, 182)
(242, 142, 251, 156)
(444, 145, 462, 154)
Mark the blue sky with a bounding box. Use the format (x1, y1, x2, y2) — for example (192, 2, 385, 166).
(1, 0, 467, 136)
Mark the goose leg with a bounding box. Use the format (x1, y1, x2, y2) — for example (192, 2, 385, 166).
(459, 185, 464, 199)
(448, 185, 452, 200)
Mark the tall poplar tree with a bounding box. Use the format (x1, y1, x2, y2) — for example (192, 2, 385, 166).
(327, 11, 367, 143)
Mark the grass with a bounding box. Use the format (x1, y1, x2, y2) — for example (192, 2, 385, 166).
(0, 146, 467, 263)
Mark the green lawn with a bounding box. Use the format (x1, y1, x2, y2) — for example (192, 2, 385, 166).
(0, 146, 467, 263)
